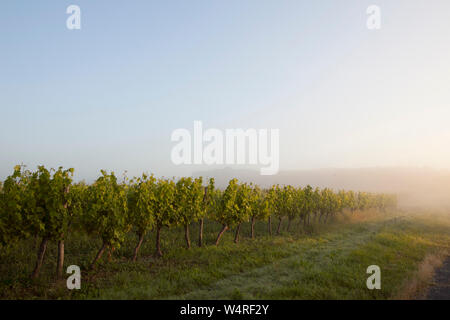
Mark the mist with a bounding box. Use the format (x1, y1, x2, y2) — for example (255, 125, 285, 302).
(193, 166, 450, 209)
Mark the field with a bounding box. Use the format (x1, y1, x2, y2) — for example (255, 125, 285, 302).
(1, 209, 449, 300)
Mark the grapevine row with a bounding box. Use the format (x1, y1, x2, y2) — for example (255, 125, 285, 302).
(0, 165, 397, 279)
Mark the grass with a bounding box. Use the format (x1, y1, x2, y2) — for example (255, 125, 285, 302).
(1, 209, 449, 299)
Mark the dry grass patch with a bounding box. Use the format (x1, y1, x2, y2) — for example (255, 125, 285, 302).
(394, 250, 448, 300)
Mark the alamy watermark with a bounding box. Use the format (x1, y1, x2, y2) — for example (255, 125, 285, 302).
(66, 265, 81, 290)
(366, 265, 381, 289)
(66, 5, 81, 30)
(367, 5, 381, 30)
(171, 121, 279, 175)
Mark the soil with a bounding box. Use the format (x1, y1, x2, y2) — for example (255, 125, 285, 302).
(426, 257, 450, 300)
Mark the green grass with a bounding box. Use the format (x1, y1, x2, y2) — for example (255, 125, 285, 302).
(1, 210, 449, 299)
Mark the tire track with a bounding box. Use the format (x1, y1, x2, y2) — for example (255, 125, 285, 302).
(426, 257, 450, 300)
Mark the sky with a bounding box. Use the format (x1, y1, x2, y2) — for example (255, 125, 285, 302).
(1, 1, 450, 181)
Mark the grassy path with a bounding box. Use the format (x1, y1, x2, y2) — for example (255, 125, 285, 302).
(169, 217, 426, 299)
(96, 215, 449, 300)
(1, 212, 449, 299)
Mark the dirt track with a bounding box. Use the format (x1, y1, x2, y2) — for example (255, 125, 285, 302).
(426, 257, 450, 300)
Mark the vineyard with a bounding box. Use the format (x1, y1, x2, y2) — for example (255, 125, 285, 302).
(0, 165, 397, 285)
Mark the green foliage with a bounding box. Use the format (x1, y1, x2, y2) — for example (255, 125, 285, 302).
(268, 185, 283, 220)
(67, 182, 88, 231)
(300, 185, 315, 220)
(249, 186, 271, 222)
(128, 174, 157, 236)
(83, 170, 129, 248)
(214, 179, 253, 227)
(153, 178, 177, 229)
(0, 166, 32, 246)
(1, 165, 75, 242)
(175, 177, 204, 226)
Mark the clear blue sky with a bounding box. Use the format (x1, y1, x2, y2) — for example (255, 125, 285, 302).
(1, 1, 450, 180)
